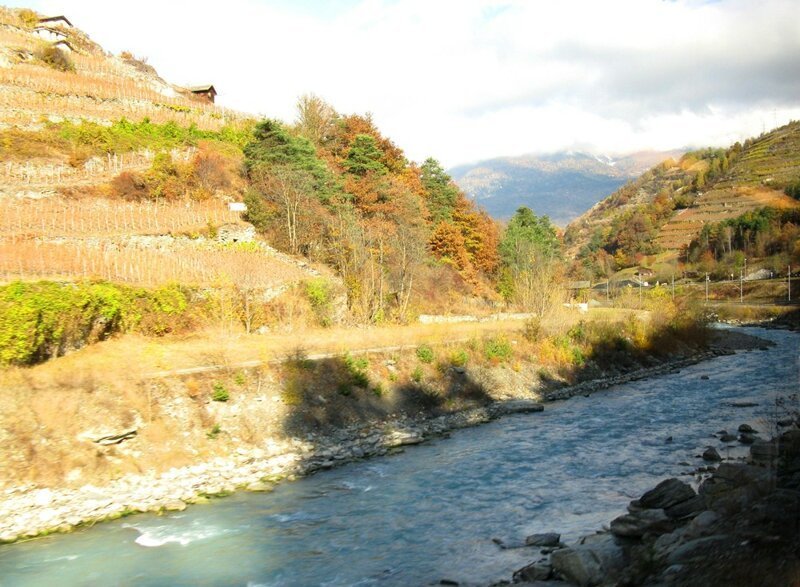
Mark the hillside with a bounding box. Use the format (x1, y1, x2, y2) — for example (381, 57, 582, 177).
(565, 122, 800, 278)
(450, 150, 680, 225)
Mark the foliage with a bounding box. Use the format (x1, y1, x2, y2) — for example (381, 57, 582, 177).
(211, 382, 229, 402)
(416, 344, 435, 364)
(36, 45, 74, 72)
(344, 135, 388, 176)
(449, 348, 469, 367)
(343, 353, 370, 388)
(411, 366, 424, 383)
(500, 207, 561, 266)
(420, 158, 460, 223)
(0, 281, 193, 366)
(304, 278, 333, 327)
(483, 336, 513, 362)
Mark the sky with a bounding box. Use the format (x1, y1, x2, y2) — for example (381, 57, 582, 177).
(16, 0, 800, 167)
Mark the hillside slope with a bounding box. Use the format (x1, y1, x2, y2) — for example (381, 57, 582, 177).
(450, 150, 681, 225)
(565, 122, 800, 265)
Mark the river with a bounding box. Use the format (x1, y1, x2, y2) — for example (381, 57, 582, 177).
(0, 326, 797, 586)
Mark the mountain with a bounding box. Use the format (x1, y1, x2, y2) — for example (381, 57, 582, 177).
(564, 121, 800, 267)
(449, 150, 682, 225)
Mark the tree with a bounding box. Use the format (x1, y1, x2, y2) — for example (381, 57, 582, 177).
(498, 207, 563, 314)
(344, 135, 388, 177)
(294, 94, 337, 148)
(420, 158, 460, 223)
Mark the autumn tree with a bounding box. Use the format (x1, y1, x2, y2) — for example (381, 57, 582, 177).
(420, 158, 460, 223)
(294, 94, 337, 148)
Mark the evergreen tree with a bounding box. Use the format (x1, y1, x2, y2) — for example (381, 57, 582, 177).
(420, 158, 460, 223)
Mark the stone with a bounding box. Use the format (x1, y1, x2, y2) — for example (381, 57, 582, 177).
(610, 509, 673, 538)
(665, 495, 706, 519)
(162, 500, 186, 512)
(550, 533, 625, 587)
(513, 562, 552, 582)
(700, 375, 710, 380)
(245, 481, 274, 492)
(666, 535, 730, 565)
(738, 424, 757, 433)
(702, 447, 722, 462)
(719, 433, 737, 442)
(738, 432, 756, 444)
(750, 440, 778, 465)
(639, 478, 696, 510)
(525, 532, 561, 547)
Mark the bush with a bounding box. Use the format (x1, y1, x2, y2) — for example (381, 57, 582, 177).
(416, 344, 434, 364)
(411, 366, 423, 383)
(305, 278, 332, 327)
(484, 336, 513, 362)
(36, 45, 74, 72)
(0, 281, 194, 366)
(522, 317, 542, 342)
(449, 348, 469, 367)
(344, 353, 369, 388)
(109, 171, 149, 200)
(211, 382, 229, 402)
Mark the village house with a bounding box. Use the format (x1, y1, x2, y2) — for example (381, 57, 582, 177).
(33, 26, 67, 42)
(188, 84, 217, 103)
(37, 15, 73, 28)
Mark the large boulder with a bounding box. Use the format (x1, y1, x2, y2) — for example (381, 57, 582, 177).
(639, 478, 696, 510)
(664, 494, 706, 519)
(610, 509, 673, 538)
(525, 532, 561, 547)
(512, 562, 552, 582)
(550, 533, 625, 586)
(702, 447, 722, 462)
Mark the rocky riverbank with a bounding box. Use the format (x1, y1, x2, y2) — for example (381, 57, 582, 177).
(498, 422, 800, 586)
(0, 328, 771, 546)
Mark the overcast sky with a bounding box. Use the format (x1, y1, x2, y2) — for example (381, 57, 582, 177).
(18, 0, 800, 166)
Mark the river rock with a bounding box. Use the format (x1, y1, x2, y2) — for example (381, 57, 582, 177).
(610, 509, 673, 538)
(719, 433, 737, 442)
(665, 535, 730, 565)
(738, 424, 757, 434)
(162, 499, 187, 512)
(639, 478, 696, 510)
(664, 495, 706, 519)
(702, 447, 722, 462)
(749, 440, 778, 465)
(738, 432, 756, 444)
(512, 562, 552, 582)
(550, 533, 625, 587)
(525, 532, 561, 547)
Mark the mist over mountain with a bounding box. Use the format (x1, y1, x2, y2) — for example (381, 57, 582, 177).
(450, 150, 682, 225)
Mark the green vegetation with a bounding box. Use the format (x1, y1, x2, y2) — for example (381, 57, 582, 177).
(483, 336, 513, 362)
(211, 382, 230, 402)
(415, 344, 434, 364)
(206, 424, 222, 439)
(0, 281, 193, 366)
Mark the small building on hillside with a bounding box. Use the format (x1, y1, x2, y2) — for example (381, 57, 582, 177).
(636, 266, 655, 277)
(188, 84, 217, 103)
(38, 15, 73, 28)
(217, 223, 255, 244)
(33, 26, 67, 42)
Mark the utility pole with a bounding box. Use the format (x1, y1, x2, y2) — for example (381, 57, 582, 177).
(639, 273, 642, 303)
(740, 269, 744, 303)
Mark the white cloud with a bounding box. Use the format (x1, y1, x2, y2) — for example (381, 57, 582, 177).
(17, 0, 800, 166)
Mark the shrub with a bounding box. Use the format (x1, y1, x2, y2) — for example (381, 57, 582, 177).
(522, 317, 542, 342)
(36, 45, 75, 72)
(344, 353, 369, 387)
(211, 382, 229, 402)
(411, 366, 424, 383)
(450, 348, 469, 367)
(109, 171, 149, 201)
(416, 344, 434, 364)
(305, 278, 332, 327)
(484, 336, 513, 362)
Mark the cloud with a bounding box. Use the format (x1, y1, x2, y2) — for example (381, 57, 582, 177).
(18, 0, 800, 166)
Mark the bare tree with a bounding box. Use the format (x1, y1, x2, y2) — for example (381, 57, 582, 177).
(294, 94, 337, 148)
(251, 165, 314, 255)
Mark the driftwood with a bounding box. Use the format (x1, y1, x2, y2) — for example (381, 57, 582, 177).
(94, 430, 137, 446)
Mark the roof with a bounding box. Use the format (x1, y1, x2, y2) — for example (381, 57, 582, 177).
(188, 85, 217, 94)
(38, 15, 73, 27)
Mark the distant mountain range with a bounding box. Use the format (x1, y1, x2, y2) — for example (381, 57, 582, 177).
(450, 150, 683, 225)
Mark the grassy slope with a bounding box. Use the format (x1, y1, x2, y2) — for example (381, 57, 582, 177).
(567, 122, 800, 260)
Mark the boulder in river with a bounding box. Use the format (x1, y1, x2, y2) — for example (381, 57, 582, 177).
(738, 424, 757, 434)
(512, 562, 552, 582)
(702, 447, 722, 462)
(550, 533, 625, 587)
(639, 478, 696, 510)
(525, 532, 561, 547)
(610, 509, 673, 538)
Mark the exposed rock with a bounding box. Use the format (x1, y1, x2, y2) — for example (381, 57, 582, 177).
(749, 440, 778, 465)
(665, 535, 730, 565)
(550, 533, 625, 587)
(639, 478, 696, 510)
(512, 562, 552, 582)
(162, 499, 186, 512)
(738, 432, 756, 444)
(719, 433, 737, 442)
(245, 481, 274, 492)
(525, 532, 561, 547)
(702, 447, 722, 462)
(610, 509, 673, 538)
(738, 424, 757, 433)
